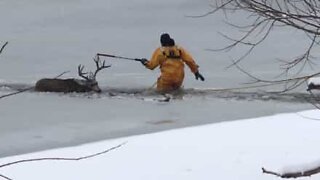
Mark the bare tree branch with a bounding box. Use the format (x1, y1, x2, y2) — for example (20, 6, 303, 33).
(297, 112, 320, 120)
(231, 59, 320, 92)
(262, 166, 320, 178)
(200, 0, 320, 92)
(185, 0, 234, 18)
(54, 71, 70, 79)
(0, 142, 126, 180)
(0, 87, 34, 100)
(0, 71, 70, 100)
(204, 0, 320, 76)
(0, 142, 125, 169)
(306, 90, 320, 109)
(0, 42, 8, 56)
(0, 174, 12, 180)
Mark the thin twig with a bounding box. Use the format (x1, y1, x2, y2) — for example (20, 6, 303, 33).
(0, 87, 34, 100)
(262, 166, 320, 178)
(54, 71, 70, 79)
(0, 142, 126, 169)
(306, 90, 320, 110)
(205, 0, 320, 86)
(0, 142, 126, 180)
(0, 42, 8, 55)
(0, 174, 12, 180)
(231, 59, 320, 92)
(0, 71, 70, 100)
(296, 113, 320, 121)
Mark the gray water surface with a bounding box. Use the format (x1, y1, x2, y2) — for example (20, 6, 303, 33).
(0, 0, 318, 158)
(0, 86, 315, 158)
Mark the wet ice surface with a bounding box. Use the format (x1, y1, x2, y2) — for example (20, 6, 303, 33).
(0, 84, 315, 158)
(0, 83, 316, 103)
(0, 0, 318, 158)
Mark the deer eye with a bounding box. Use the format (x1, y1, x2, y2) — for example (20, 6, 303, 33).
(90, 82, 98, 86)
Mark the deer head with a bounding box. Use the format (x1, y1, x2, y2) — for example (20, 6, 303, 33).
(77, 56, 111, 93)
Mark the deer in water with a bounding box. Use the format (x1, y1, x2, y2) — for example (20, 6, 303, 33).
(35, 56, 111, 93)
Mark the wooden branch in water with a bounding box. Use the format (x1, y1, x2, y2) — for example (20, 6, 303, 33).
(0, 71, 70, 100)
(0, 42, 8, 55)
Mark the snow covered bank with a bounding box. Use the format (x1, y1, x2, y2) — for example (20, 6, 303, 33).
(1, 110, 320, 180)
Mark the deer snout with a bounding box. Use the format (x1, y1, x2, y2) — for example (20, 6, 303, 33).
(91, 84, 102, 93)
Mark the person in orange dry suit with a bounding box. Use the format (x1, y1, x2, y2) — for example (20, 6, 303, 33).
(140, 33, 205, 93)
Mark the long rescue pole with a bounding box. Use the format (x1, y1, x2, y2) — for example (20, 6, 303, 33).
(97, 53, 143, 62)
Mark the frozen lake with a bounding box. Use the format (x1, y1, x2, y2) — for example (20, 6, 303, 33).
(0, 0, 316, 158)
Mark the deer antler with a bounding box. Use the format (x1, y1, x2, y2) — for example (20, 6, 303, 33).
(77, 64, 90, 81)
(92, 55, 111, 79)
(77, 56, 111, 81)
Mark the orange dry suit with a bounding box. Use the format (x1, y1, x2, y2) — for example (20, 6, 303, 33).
(145, 45, 199, 92)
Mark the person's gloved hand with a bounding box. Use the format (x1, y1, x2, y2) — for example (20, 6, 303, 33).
(140, 58, 148, 65)
(195, 71, 205, 81)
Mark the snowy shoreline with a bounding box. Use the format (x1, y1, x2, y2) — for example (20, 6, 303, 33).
(1, 109, 320, 180)
(0, 92, 312, 159)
